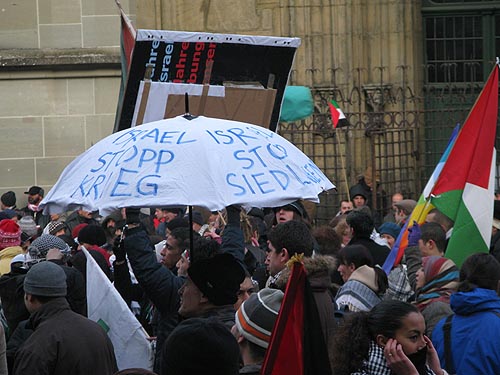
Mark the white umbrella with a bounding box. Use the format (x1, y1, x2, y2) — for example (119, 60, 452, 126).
(40, 115, 335, 216)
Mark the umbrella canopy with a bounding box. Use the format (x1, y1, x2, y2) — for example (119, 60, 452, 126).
(40, 116, 335, 216)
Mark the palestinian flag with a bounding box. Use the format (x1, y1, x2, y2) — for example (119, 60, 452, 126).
(429, 63, 498, 267)
(261, 256, 332, 375)
(328, 99, 349, 128)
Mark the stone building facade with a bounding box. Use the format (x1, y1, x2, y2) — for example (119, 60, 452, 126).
(1, 0, 498, 217)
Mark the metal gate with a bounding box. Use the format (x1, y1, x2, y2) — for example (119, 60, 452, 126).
(277, 78, 499, 226)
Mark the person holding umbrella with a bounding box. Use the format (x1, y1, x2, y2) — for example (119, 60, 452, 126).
(121, 205, 246, 373)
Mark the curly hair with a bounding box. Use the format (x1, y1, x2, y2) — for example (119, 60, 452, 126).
(332, 300, 419, 375)
(267, 220, 314, 257)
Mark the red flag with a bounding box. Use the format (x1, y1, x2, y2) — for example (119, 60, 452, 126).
(116, 0, 136, 70)
(261, 259, 331, 375)
(114, 0, 136, 131)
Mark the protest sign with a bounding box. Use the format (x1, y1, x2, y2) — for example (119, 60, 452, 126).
(115, 30, 300, 132)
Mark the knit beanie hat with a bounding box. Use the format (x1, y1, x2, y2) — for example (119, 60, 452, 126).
(191, 211, 205, 226)
(378, 222, 401, 240)
(77, 224, 107, 246)
(24, 261, 67, 297)
(0, 219, 21, 250)
(273, 200, 306, 218)
(188, 253, 245, 306)
(235, 288, 284, 348)
(1, 191, 16, 207)
(47, 221, 67, 236)
(27, 234, 71, 265)
(18, 216, 38, 237)
(163, 317, 240, 375)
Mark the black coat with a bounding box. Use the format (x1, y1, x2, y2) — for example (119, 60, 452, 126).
(348, 237, 391, 267)
(13, 298, 117, 375)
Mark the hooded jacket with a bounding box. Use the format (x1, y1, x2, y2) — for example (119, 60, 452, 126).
(432, 288, 500, 375)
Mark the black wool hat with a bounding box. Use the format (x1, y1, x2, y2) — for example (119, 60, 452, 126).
(163, 317, 240, 375)
(1, 191, 16, 207)
(273, 200, 306, 218)
(77, 224, 107, 247)
(188, 253, 245, 306)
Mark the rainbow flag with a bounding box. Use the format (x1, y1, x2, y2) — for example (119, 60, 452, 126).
(382, 125, 459, 273)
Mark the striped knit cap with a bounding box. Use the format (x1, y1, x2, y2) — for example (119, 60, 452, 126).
(235, 288, 283, 349)
(0, 219, 21, 250)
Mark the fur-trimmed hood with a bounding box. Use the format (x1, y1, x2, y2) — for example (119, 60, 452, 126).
(274, 255, 337, 291)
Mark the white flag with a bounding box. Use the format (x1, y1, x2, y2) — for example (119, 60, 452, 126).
(83, 248, 154, 370)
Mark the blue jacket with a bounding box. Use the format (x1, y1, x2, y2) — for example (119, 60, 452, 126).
(432, 288, 500, 375)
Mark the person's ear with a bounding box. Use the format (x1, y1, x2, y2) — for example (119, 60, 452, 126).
(376, 334, 388, 347)
(281, 248, 290, 262)
(348, 263, 356, 273)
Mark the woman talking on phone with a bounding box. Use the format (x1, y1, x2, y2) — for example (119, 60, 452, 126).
(332, 300, 447, 375)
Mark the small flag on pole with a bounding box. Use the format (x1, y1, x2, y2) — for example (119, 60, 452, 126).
(328, 99, 349, 128)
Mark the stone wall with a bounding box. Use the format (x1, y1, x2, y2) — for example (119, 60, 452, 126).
(0, 0, 135, 207)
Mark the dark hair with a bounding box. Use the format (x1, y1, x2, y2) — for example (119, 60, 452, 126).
(337, 244, 374, 268)
(312, 225, 342, 256)
(420, 222, 446, 253)
(332, 300, 419, 375)
(163, 317, 240, 375)
(267, 220, 314, 257)
(190, 235, 220, 263)
(427, 208, 454, 231)
(458, 253, 500, 292)
(169, 227, 194, 249)
(247, 340, 267, 362)
(346, 210, 374, 238)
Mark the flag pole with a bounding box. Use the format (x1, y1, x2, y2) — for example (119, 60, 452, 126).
(335, 130, 351, 201)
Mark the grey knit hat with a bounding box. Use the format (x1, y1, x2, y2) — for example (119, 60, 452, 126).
(24, 261, 67, 297)
(18, 216, 38, 237)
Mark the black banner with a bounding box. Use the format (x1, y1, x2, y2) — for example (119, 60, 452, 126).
(115, 30, 300, 132)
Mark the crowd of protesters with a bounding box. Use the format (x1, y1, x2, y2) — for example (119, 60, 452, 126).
(0, 181, 498, 375)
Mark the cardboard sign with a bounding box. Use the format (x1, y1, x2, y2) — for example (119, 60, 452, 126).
(132, 81, 276, 128)
(115, 30, 300, 132)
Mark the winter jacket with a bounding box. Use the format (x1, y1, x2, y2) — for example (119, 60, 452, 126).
(432, 288, 500, 375)
(124, 226, 184, 373)
(0, 247, 22, 276)
(0, 260, 86, 337)
(12, 298, 117, 375)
